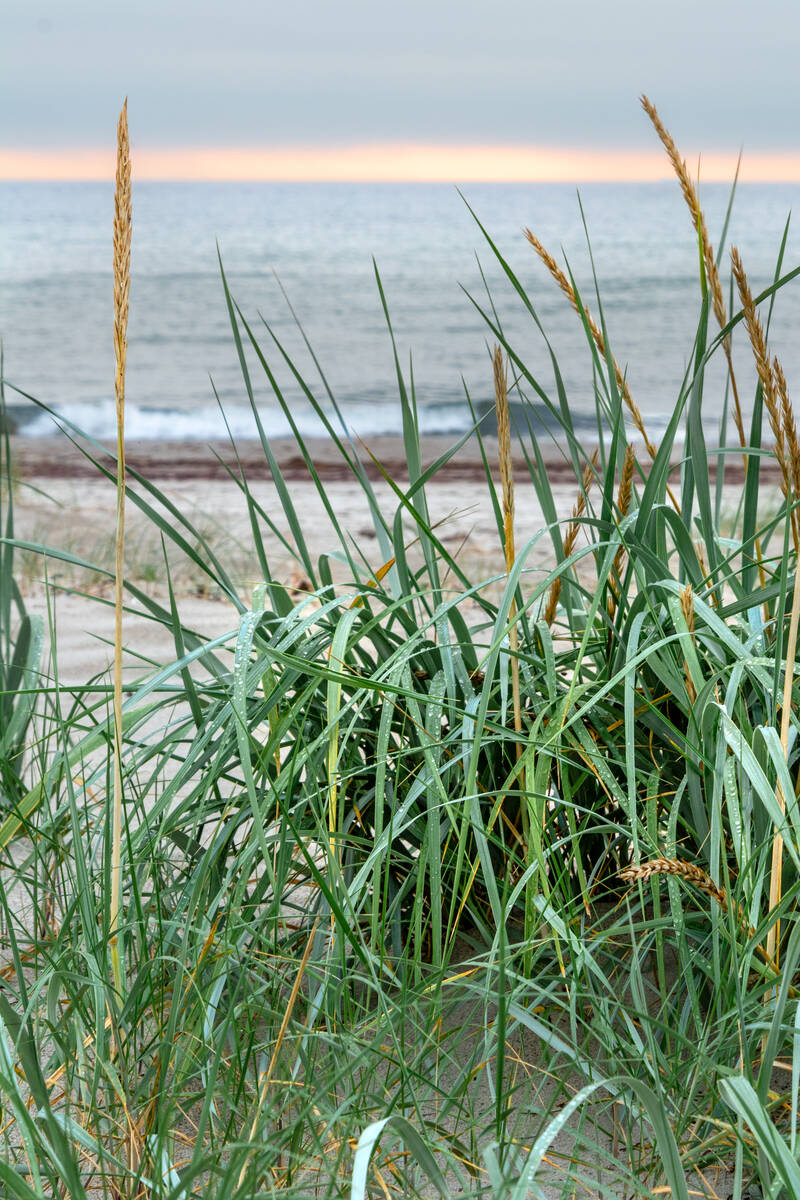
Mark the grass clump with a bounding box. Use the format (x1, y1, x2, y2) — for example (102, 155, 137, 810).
(4, 97, 800, 1199)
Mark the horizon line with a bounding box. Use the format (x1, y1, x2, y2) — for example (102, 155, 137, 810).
(3, 142, 800, 183)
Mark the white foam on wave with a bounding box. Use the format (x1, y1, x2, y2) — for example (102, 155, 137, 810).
(20, 397, 477, 442)
(18, 391, 682, 448)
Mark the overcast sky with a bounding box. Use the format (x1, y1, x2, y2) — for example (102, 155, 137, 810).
(3, 0, 799, 169)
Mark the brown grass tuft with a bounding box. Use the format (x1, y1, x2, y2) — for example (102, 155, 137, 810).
(544, 450, 598, 626)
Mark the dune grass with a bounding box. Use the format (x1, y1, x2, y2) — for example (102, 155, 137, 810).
(3, 98, 800, 1197)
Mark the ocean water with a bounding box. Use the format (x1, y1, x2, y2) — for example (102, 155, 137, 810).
(2, 180, 800, 442)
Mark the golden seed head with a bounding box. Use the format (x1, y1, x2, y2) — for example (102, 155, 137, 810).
(680, 584, 695, 636)
(524, 230, 576, 311)
(542, 579, 562, 628)
(640, 96, 696, 216)
(113, 99, 132, 419)
(620, 856, 726, 908)
(616, 445, 636, 520)
(731, 248, 775, 410)
(606, 446, 638, 619)
(525, 228, 661, 464)
(774, 358, 800, 499)
(641, 96, 733, 357)
(544, 450, 599, 626)
(493, 344, 515, 570)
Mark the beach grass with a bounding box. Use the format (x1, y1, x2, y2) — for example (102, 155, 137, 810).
(3, 98, 800, 1198)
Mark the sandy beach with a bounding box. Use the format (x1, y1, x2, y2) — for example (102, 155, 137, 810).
(10, 432, 774, 687)
(8, 433, 590, 680)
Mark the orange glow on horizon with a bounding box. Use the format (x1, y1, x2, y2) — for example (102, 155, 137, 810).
(3, 143, 800, 183)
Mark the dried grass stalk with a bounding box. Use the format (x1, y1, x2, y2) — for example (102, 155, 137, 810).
(525, 230, 681, 513)
(724, 246, 775, 602)
(238, 915, 320, 1188)
(494, 346, 515, 568)
(616, 443, 636, 522)
(607, 444, 636, 620)
(620, 857, 726, 907)
(544, 451, 598, 626)
(775, 358, 800, 533)
(494, 346, 521, 752)
(525, 234, 651, 447)
(641, 95, 746, 450)
(731, 248, 781, 450)
(110, 99, 131, 999)
(680, 584, 697, 702)
(732, 250, 797, 560)
(680, 584, 695, 635)
(619, 857, 789, 980)
(768, 359, 800, 964)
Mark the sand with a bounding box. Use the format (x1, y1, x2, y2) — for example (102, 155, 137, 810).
(11, 431, 771, 686)
(9, 433, 603, 683)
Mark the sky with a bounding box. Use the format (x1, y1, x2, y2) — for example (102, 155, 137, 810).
(3, 0, 800, 180)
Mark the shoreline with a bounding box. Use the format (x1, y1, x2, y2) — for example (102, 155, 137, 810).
(9, 433, 776, 487)
(9, 433, 574, 483)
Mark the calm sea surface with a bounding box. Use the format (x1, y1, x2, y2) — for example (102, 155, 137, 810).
(2, 181, 800, 441)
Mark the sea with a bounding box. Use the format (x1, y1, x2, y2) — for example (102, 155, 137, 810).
(2, 181, 800, 444)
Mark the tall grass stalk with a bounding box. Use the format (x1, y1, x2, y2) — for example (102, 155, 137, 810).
(771, 552, 800, 964)
(237, 914, 319, 1189)
(493, 345, 521, 756)
(640, 93, 746, 453)
(109, 99, 130, 998)
(732, 244, 800, 965)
